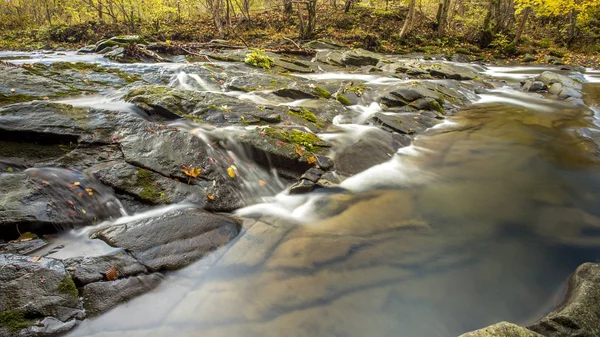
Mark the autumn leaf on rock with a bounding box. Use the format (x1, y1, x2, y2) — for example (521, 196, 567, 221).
(258, 180, 267, 187)
(295, 144, 304, 157)
(307, 156, 317, 165)
(207, 195, 215, 200)
(106, 266, 119, 281)
(227, 166, 237, 179)
(181, 165, 201, 178)
(30, 256, 41, 263)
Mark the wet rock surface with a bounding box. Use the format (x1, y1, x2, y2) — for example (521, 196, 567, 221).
(94, 209, 242, 271)
(0, 254, 83, 337)
(528, 263, 600, 337)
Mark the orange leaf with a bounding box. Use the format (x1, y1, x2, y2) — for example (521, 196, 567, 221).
(307, 156, 317, 165)
(30, 256, 41, 263)
(106, 266, 119, 281)
(258, 180, 267, 187)
(207, 195, 215, 200)
(295, 144, 304, 157)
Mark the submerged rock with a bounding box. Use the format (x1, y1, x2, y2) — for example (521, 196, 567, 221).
(528, 263, 600, 337)
(0, 254, 83, 337)
(94, 209, 242, 271)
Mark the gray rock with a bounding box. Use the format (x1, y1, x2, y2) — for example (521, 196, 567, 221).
(0, 101, 139, 144)
(64, 251, 148, 285)
(81, 273, 163, 316)
(94, 209, 242, 271)
(289, 179, 315, 194)
(90, 161, 214, 207)
(0, 254, 83, 337)
(537, 71, 583, 91)
(0, 239, 47, 255)
(373, 112, 430, 134)
(459, 322, 543, 337)
(523, 54, 536, 62)
(301, 167, 324, 183)
(229, 126, 330, 176)
(340, 48, 382, 66)
(523, 80, 546, 92)
(528, 263, 600, 337)
(334, 128, 394, 176)
(0, 68, 77, 106)
(0, 172, 122, 237)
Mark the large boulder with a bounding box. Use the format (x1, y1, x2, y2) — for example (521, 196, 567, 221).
(528, 263, 600, 337)
(381, 60, 480, 80)
(459, 322, 543, 337)
(64, 251, 148, 286)
(340, 48, 382, 66)
(0, 172, 123, 239)
(536, 71, 584, 100)
(0, 254, 83, 337)
(0, 101, 131, 144)
(94, 209, 242, 271)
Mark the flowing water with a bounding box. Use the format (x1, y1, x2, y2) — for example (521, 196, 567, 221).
(3, 51, 600, 337)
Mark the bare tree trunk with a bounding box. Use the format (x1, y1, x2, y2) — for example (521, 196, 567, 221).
(399, 0, 416, 39)
(437, 0, 451, 37)
(513, 6, 531, 45)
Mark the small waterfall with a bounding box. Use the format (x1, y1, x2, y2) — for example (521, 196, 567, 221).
(174, 71, 218, 92)
(172, 121, 287, 205)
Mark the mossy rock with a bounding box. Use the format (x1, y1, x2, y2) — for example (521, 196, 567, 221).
(0, 310, 31, 333)
(57, 276, 79, 298)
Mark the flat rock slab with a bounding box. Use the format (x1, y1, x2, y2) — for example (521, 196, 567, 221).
(81, 273, 163, 316)
(95, 209, 242, 271)
(459, 322, 543, 337)
(64, 251, 148, 285)
(529, 263, 600, 337)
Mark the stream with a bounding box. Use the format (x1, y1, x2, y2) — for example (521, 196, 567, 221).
(1, 50, 600, 337)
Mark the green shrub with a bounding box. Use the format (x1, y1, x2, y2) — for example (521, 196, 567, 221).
(244, 50, 274, 69)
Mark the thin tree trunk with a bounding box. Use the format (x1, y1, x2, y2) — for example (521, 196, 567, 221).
(513, 6, 531, 45)
(399, 0, 416, 39)
(437, 0, 451, 37)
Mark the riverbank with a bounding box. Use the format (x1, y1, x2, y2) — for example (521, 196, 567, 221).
(2, 6, 600, 69)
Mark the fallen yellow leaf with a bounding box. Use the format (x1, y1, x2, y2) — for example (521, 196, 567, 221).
(227, 166, 236, 179)
(207, 195, 215, 200)
(258, 180, 267, 187)
(30, 256, 41, 263)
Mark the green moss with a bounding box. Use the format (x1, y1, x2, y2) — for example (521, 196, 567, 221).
(0, 310, 31, 332)
(183, 114, 204, 123)
(264, 127, 325, 152)
(57, 276, 78, 298)
(0, 93, 39, 106)
(346, 83, 368, 96)
(135, 168, 170, 203)
(288, 107, 318, 123)
(430, 100, 445, 113)
(312, 86, 332, 99)
(244, 50, 274, 69)
(336, 93, 352, 106)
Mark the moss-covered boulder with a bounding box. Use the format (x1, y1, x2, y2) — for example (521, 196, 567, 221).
(230, 126, 330, 176)
(0, 254, 83, 337)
